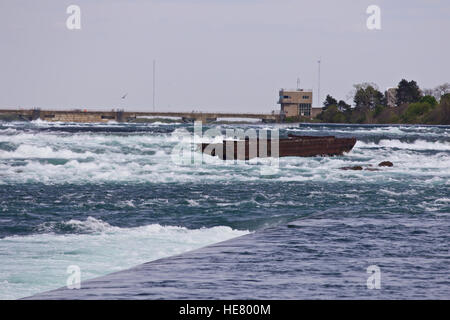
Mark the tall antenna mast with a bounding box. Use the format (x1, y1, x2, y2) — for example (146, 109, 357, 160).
(152, 59, 156, 112)
(317, 58, 321, 106)
(297, 77, 301, 90)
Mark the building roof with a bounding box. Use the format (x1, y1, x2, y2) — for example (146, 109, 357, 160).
(280, 88, 313, 92)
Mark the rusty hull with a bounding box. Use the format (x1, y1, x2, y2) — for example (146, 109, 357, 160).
(199, 134, 357, 160)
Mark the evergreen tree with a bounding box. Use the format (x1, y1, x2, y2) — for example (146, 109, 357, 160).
(323, 95, 338, 110)
(396, 79, 422, 106)
(338, 100, 351, 112)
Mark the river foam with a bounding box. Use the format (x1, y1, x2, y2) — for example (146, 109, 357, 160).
(0, 217, 248, 300)
(0, 123, 449, 185)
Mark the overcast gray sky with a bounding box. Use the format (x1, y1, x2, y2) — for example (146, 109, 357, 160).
(1, 0, 449, 112)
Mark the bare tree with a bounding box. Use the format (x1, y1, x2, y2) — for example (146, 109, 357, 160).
(422, 88, 434, 96)
(346, 82, 379, 101)
(424, 83, 450, 101)
(434, 83, 450, 101)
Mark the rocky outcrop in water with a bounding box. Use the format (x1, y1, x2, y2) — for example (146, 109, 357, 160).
(340, 161, 394, 171)
(340, 166, 363, 171)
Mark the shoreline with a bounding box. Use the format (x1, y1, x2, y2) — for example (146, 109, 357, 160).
(1, 116, 449, 127)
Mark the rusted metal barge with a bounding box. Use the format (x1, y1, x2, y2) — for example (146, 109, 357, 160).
(199, 134, 357, 160)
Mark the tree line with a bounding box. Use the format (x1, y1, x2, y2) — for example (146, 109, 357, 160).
(316, 80, 450, 125)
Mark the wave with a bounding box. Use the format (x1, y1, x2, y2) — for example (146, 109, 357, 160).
(0, 147, 448, 185)
(356, 139, 450, 151)
(434, 197, 450, 203)
(35, 216, 121, 234)
(0, 217, 249, 300)
(0, 144, 96, 159)
(0, 125, 449, 185)
(291, 124, 450, 137)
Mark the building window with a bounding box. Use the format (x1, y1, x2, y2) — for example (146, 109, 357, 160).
(303, 95, 310, 99)
(282, 95, 291, 99)
(299, 103, 311, 117)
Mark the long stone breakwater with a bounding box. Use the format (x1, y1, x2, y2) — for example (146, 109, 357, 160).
(0, 109, 280, 123)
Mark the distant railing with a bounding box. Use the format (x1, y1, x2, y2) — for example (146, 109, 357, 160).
(279, 88, 313, 92)
(0, 108, 281, 116)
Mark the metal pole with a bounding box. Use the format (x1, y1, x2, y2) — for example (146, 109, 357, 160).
(153, 59, 156, 112)
(318, 59, 321, 107)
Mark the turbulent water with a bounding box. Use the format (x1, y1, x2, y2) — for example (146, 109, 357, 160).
(0, 120, 449, 299)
